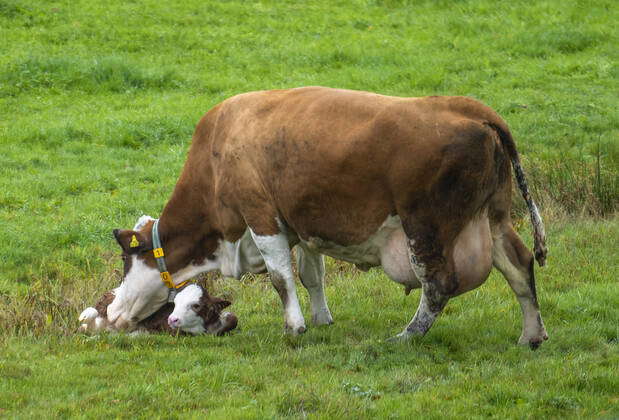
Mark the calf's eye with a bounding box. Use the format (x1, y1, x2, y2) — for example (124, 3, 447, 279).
(191, 303, 200, 311)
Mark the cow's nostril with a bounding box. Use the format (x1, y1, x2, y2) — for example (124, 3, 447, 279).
(168, 316, 179, 328)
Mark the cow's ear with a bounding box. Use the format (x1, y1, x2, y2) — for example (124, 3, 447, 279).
(113, 229, 149, 254)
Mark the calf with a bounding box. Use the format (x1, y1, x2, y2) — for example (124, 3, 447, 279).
(79, 284, 237, 336)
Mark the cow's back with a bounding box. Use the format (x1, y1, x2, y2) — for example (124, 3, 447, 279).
(205, 87, 504, 245)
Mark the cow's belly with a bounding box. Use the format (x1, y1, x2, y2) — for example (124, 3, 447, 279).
(299, 214, 493, 295)
(301, 215, 397, 265)
(301, 216, 421, 290)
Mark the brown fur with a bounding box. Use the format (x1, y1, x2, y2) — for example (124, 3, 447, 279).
(94, 291, 115, 318)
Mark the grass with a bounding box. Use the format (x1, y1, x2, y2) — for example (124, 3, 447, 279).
(0, 0, 617, 417)
(1, 218, 618, 418)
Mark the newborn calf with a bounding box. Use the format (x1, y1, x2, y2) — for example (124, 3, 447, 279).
(79, 284, 237, 335)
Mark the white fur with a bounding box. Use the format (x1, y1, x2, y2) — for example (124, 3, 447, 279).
(133, 215, 155, 231)
(79, 307, 99, 322)
(303, 215, 421, 290)
(220, 229, 266, 279)
(250, 220, 306, 334)
(107, 256, 168, 330)
(168, 284, 206, 334)
(531, 203, 545, 238)
(172, 258, 221, 284)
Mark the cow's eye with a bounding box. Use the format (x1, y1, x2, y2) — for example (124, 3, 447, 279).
(191, 303, 200, 311)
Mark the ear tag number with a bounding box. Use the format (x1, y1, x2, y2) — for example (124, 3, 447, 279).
(130, 235, 140, 248)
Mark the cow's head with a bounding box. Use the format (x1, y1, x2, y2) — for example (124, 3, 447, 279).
(107, 215, 216, 330)
(106, 215, 263, 331)
(168, 284, 238, 335)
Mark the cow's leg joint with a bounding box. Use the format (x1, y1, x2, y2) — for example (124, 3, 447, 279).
(390, 233, 452, 342)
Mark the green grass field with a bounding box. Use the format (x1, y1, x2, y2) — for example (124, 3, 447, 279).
(1, 0, 617, 418)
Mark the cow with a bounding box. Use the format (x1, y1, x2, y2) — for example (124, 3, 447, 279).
(107, 87, 548, 348)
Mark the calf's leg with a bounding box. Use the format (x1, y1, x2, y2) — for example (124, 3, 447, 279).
(295, 244, 333, 326)
(493, 225, 548, 349)
(250, 224, 306, 335)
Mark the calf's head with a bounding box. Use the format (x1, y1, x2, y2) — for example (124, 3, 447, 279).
(168, 284, 237, 335)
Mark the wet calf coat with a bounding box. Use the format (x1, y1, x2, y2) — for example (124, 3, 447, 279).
(80, 285, 237, 336)
(108, 87, 548, 347)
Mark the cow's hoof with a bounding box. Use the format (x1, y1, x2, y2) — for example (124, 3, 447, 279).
(386, 331, 411, 343)
(285, 324, 307, 336)
(518, 333, 548, 349)
(312, 312, 334, 326)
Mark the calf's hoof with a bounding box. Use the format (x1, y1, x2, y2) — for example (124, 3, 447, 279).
(79, 307, 99, 323)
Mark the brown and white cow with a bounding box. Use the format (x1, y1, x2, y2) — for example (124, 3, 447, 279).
(107, 87, 548, 348)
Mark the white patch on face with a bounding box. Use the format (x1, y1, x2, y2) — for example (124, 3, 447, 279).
(107, 255, 168, 329)
(133, 215, 155, 231)
(94, 316, 108, 331)
(169, 284, 205, 334)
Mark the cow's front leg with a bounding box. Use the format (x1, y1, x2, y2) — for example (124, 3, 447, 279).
(295, 244, 333, 326)
(250, 226, 306, 335)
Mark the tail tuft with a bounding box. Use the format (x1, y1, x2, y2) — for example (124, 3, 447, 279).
(531, 202, 547, 266)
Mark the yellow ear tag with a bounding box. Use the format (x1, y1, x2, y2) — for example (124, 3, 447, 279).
(130, 235, 140, 248)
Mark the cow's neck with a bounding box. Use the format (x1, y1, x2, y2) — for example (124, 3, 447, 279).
(156, 177, 221, 275)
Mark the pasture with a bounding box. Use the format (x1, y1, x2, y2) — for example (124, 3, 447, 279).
(1, 0, 617, 418)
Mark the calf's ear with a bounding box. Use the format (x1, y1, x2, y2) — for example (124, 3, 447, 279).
(211, 297, 232, 312)
(113, 229, 150, 254)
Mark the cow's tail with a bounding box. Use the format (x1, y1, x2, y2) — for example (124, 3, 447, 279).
(487, 122, 547, 267)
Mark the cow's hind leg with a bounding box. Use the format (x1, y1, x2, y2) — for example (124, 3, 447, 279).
(392, 223, 456, 341)
(295, 244, 333, 326)
(493, 225, 548, 349)
(250, 224, 306, 335)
